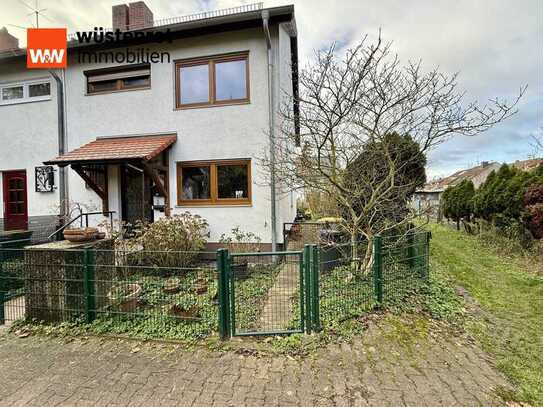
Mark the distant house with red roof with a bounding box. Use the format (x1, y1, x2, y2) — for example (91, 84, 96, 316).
(413, 158, 543, 215)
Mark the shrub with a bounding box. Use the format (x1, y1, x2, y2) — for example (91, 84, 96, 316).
(219, 227, 262, 253)
(523, 183, 543, 207)
(442, 180, 475, 229)
(525, 203, 543, 239)
(136, 213, 209, 268)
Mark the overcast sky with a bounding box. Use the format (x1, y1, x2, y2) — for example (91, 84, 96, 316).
(2, 0, 542, 179)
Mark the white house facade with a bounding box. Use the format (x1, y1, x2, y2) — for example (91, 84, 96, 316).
(0, 3, 298, 249)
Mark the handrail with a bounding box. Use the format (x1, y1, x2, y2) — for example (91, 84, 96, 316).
(48, 211, 115, 241)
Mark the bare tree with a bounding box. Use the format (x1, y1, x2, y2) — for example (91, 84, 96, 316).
(262, 34, 524, 271)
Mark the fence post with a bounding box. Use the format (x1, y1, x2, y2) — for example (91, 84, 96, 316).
(217, 249, 231, 340)
(303, 245, 312, 334)
(83, 248, 96, 323)
(424, 231, 431, 278)
(372, 236, 383, 305)
(0, 292, 4, 325)
(311, 245, 321, 332)
(407, 227, 415, 270)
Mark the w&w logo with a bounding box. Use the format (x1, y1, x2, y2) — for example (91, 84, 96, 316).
(27, 28, 67, 69)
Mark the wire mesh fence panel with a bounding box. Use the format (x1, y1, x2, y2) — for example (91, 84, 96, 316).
(88, 249, 219, 340)
(0, 247, 220, 341)
(0, 248, 88, 325)
(318, 241, 376, 328)
(229, 252, 304, 335)
(380, 231, 429, 304)
(0, 249, 26, 325)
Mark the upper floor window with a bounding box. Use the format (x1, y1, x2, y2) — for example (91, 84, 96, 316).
(0, 80, 51, 106)
(175, 52, 249, 109)
(85, 63, 151, 95)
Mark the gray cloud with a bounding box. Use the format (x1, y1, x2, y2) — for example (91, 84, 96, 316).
(2, 0, 541, 179)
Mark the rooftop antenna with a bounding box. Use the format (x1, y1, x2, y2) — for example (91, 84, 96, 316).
(18, 0, 55, 28)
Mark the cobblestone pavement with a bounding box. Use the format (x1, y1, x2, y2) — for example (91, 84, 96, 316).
(0, 318, 511, 407)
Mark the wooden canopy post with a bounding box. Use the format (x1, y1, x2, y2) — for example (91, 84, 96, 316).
(72, 164, 109, 212)
(143, 160, 170, 217)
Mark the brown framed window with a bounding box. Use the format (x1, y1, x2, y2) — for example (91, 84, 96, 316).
(85, 63, 151, 95)
(175, 52, 250, 109)
(177, 159, 251, 205)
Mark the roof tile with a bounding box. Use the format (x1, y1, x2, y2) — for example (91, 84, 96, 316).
(45, 134, 176, 165)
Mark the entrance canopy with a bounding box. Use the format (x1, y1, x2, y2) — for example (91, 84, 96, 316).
(45, 134, 176, 166)
(45, 134, 176, 216)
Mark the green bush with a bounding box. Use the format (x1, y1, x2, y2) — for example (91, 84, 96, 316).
(219, 227, 262, 253)
(135, 212, 209, 268)
(473, 164, 543, 223)
(442, 179, 475, 228)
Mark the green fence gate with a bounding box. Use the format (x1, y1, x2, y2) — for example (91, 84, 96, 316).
(217, 246, 320, 339)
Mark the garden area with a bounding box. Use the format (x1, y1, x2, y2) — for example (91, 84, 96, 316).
(0, 212, 432, 345)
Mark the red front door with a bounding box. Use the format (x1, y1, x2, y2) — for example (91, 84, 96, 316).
(3, 171, 28, 231)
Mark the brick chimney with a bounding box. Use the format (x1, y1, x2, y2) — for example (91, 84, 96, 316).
(0, 27, 19, 52)
(112, 4, 130, 31)
(128, 2, 154, 30)
(112, 2, 153, 31)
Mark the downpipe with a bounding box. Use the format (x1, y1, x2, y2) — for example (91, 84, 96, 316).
(49, 70, 67, 222)
(262, 10, 278, 252)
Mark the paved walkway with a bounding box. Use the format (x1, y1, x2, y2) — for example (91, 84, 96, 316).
(0, 317, 511, 406)
(259, 260, 300, 331)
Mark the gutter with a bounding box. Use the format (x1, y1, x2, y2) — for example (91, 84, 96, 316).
(49, 70, 68, 222)
(262, 10, 277, 252)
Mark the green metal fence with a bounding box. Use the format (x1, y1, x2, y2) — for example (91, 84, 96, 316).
(0, 248, 218, 339)
(0, 231, 430, 339)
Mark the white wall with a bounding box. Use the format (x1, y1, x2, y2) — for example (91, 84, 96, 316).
(0, 23, 297, 243)
(0, 58, 60, 219)
(64, 27, 290, 242)
(276, 23, 298, 239)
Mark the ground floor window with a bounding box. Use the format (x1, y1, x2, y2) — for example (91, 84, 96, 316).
(177, 159, 251, 205)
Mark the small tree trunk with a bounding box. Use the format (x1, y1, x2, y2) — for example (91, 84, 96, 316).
(456, 219, 460, 230)
(350, 230, 358, 271)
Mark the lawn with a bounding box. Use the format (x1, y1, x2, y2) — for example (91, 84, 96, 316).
(429, 222, 543, 405)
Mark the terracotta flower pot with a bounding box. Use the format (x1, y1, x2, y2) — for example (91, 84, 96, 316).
(107, 283, 142, 312)
(163, 278, 181, 294)
(195, 279, 208, 295)
(64, 227, 98, 243)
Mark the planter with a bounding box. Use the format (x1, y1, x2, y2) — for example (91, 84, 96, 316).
(168, 304, 200, 320)
(107, 283, 142, 312)
(163, 277, 181, 294)
(64, 228, 98, 243)
(195, 279, 208, 295)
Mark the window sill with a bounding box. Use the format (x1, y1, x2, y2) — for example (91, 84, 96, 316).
(174, 100, 250, 111)
(175, 203, 252, 208)
(85, 87, 151, 96)
(0, 96, 52, 106)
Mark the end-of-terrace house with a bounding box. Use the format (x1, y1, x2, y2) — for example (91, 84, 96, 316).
(0, 2, 298, 250)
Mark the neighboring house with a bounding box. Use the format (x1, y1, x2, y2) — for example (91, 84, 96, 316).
(412, 161, 501, 215)
(0, 2, 298, 249)
(413, 158, 543, 216)
(511, 158, 543, 172)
